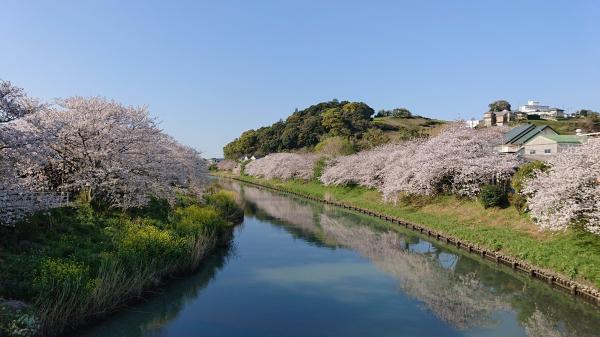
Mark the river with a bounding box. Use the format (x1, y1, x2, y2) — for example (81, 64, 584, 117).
(76, 179, 600, 337)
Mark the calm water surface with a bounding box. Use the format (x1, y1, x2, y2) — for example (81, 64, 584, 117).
(77, 180, 600, 337)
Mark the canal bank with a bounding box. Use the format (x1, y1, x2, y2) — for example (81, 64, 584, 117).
(222, 174, 600, 307)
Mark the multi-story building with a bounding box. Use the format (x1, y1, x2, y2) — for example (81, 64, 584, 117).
(518, 100, 564, 119)
(483, 110, 517, 127)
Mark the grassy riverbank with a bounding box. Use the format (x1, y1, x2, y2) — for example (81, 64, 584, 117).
(0, 189, 243, 337)
(221, 173, 600, 290)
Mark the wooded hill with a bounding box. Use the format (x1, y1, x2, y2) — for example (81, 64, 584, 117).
(223, 100, 446, 159)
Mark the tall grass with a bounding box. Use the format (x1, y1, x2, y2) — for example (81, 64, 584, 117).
(0, 190, 242, 337)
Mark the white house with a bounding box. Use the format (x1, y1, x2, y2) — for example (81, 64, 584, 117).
(518, 100, 564, 119)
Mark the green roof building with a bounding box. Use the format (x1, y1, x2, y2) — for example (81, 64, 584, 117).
(498, 124, 558, 153)
(522, 133, 586, 157)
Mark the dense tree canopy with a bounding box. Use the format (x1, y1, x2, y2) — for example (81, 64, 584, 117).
(375, 108, 412, 118)
(321, 123, 520, 200)
(488, 100, 511, 112)
(1, 81, 209, 223)
(223, 100, 374, 159)
(575, 109, 599, 118)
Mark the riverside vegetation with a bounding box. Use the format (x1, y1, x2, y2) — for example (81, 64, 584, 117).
(0, 80, 243, 337)
(218, 110, 600, 292)
(0, 189, 242, 337)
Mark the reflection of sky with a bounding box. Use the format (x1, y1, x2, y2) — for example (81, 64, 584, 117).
(409, 240, 437, 255)
(407, 241, 458, 271)
(154, 217, 464, 337)
(438, 252, 459, 270)
(254, 262, 393, 303)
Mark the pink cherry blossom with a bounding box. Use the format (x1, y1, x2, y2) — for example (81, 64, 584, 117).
(1, 86, 209, 224)
(322, 123, 520, 201)
(216, 159, 236, 171)
(245, 153, 318, 180)
(523, 138, 600, 234)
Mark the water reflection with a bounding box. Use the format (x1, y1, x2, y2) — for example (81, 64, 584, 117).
(78, 180, 600, 337)
(233, 180, 600, 337)
(75, 245, 233, 337)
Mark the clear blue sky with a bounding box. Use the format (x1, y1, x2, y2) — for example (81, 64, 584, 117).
(2, 1, 598, 157)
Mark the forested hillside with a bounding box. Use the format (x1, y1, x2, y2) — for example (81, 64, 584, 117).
(223, 100, 445, 159)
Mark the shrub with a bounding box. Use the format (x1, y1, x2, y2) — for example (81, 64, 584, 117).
(313, 157, 328, 181)
(129, 198, 172, 223)
(479, 185, 508, 209)
(33, 258, 94, 298)
(204, 190, 243, 224)
(357, 128, 390, 150)
(315, 136, 355, 156)
(173, 205, 223, 236)
(33, 258, 95, 336)
(0, 254, 44, 300)
(116, 224, 188, 265)
(509, 193, 528, 213)
(511, 160, 549, 193)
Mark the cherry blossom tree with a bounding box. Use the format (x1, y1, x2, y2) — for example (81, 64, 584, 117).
(382, 123, 519, 200)
(0, 80, 46, 193)
(21, 96, 208, 208)
(0, 81, 57, 224)
(0, 79, 43, 124)
(244, 153, 318, 180)
(321, 123, 520, 201)
(216, 159, 236, 171)
(1, 88, 209, 224)
(523, 139, 600, 234)
(320, 143, 398, 188)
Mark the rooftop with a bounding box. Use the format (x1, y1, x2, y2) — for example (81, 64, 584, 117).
(541, 134, 585, 144)
(503, 124, 556, 145)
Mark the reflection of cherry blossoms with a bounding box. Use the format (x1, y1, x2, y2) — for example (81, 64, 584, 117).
(239, 184, 510, 329)
(319, 214, 508, 330)
(241, 186, 320, 234)
(226, 183, 600, 336)
(524, 309, 576, 337)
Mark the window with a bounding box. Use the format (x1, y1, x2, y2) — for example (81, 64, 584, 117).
(544, 149, 551, 154)
(529, 150, 536, 154)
